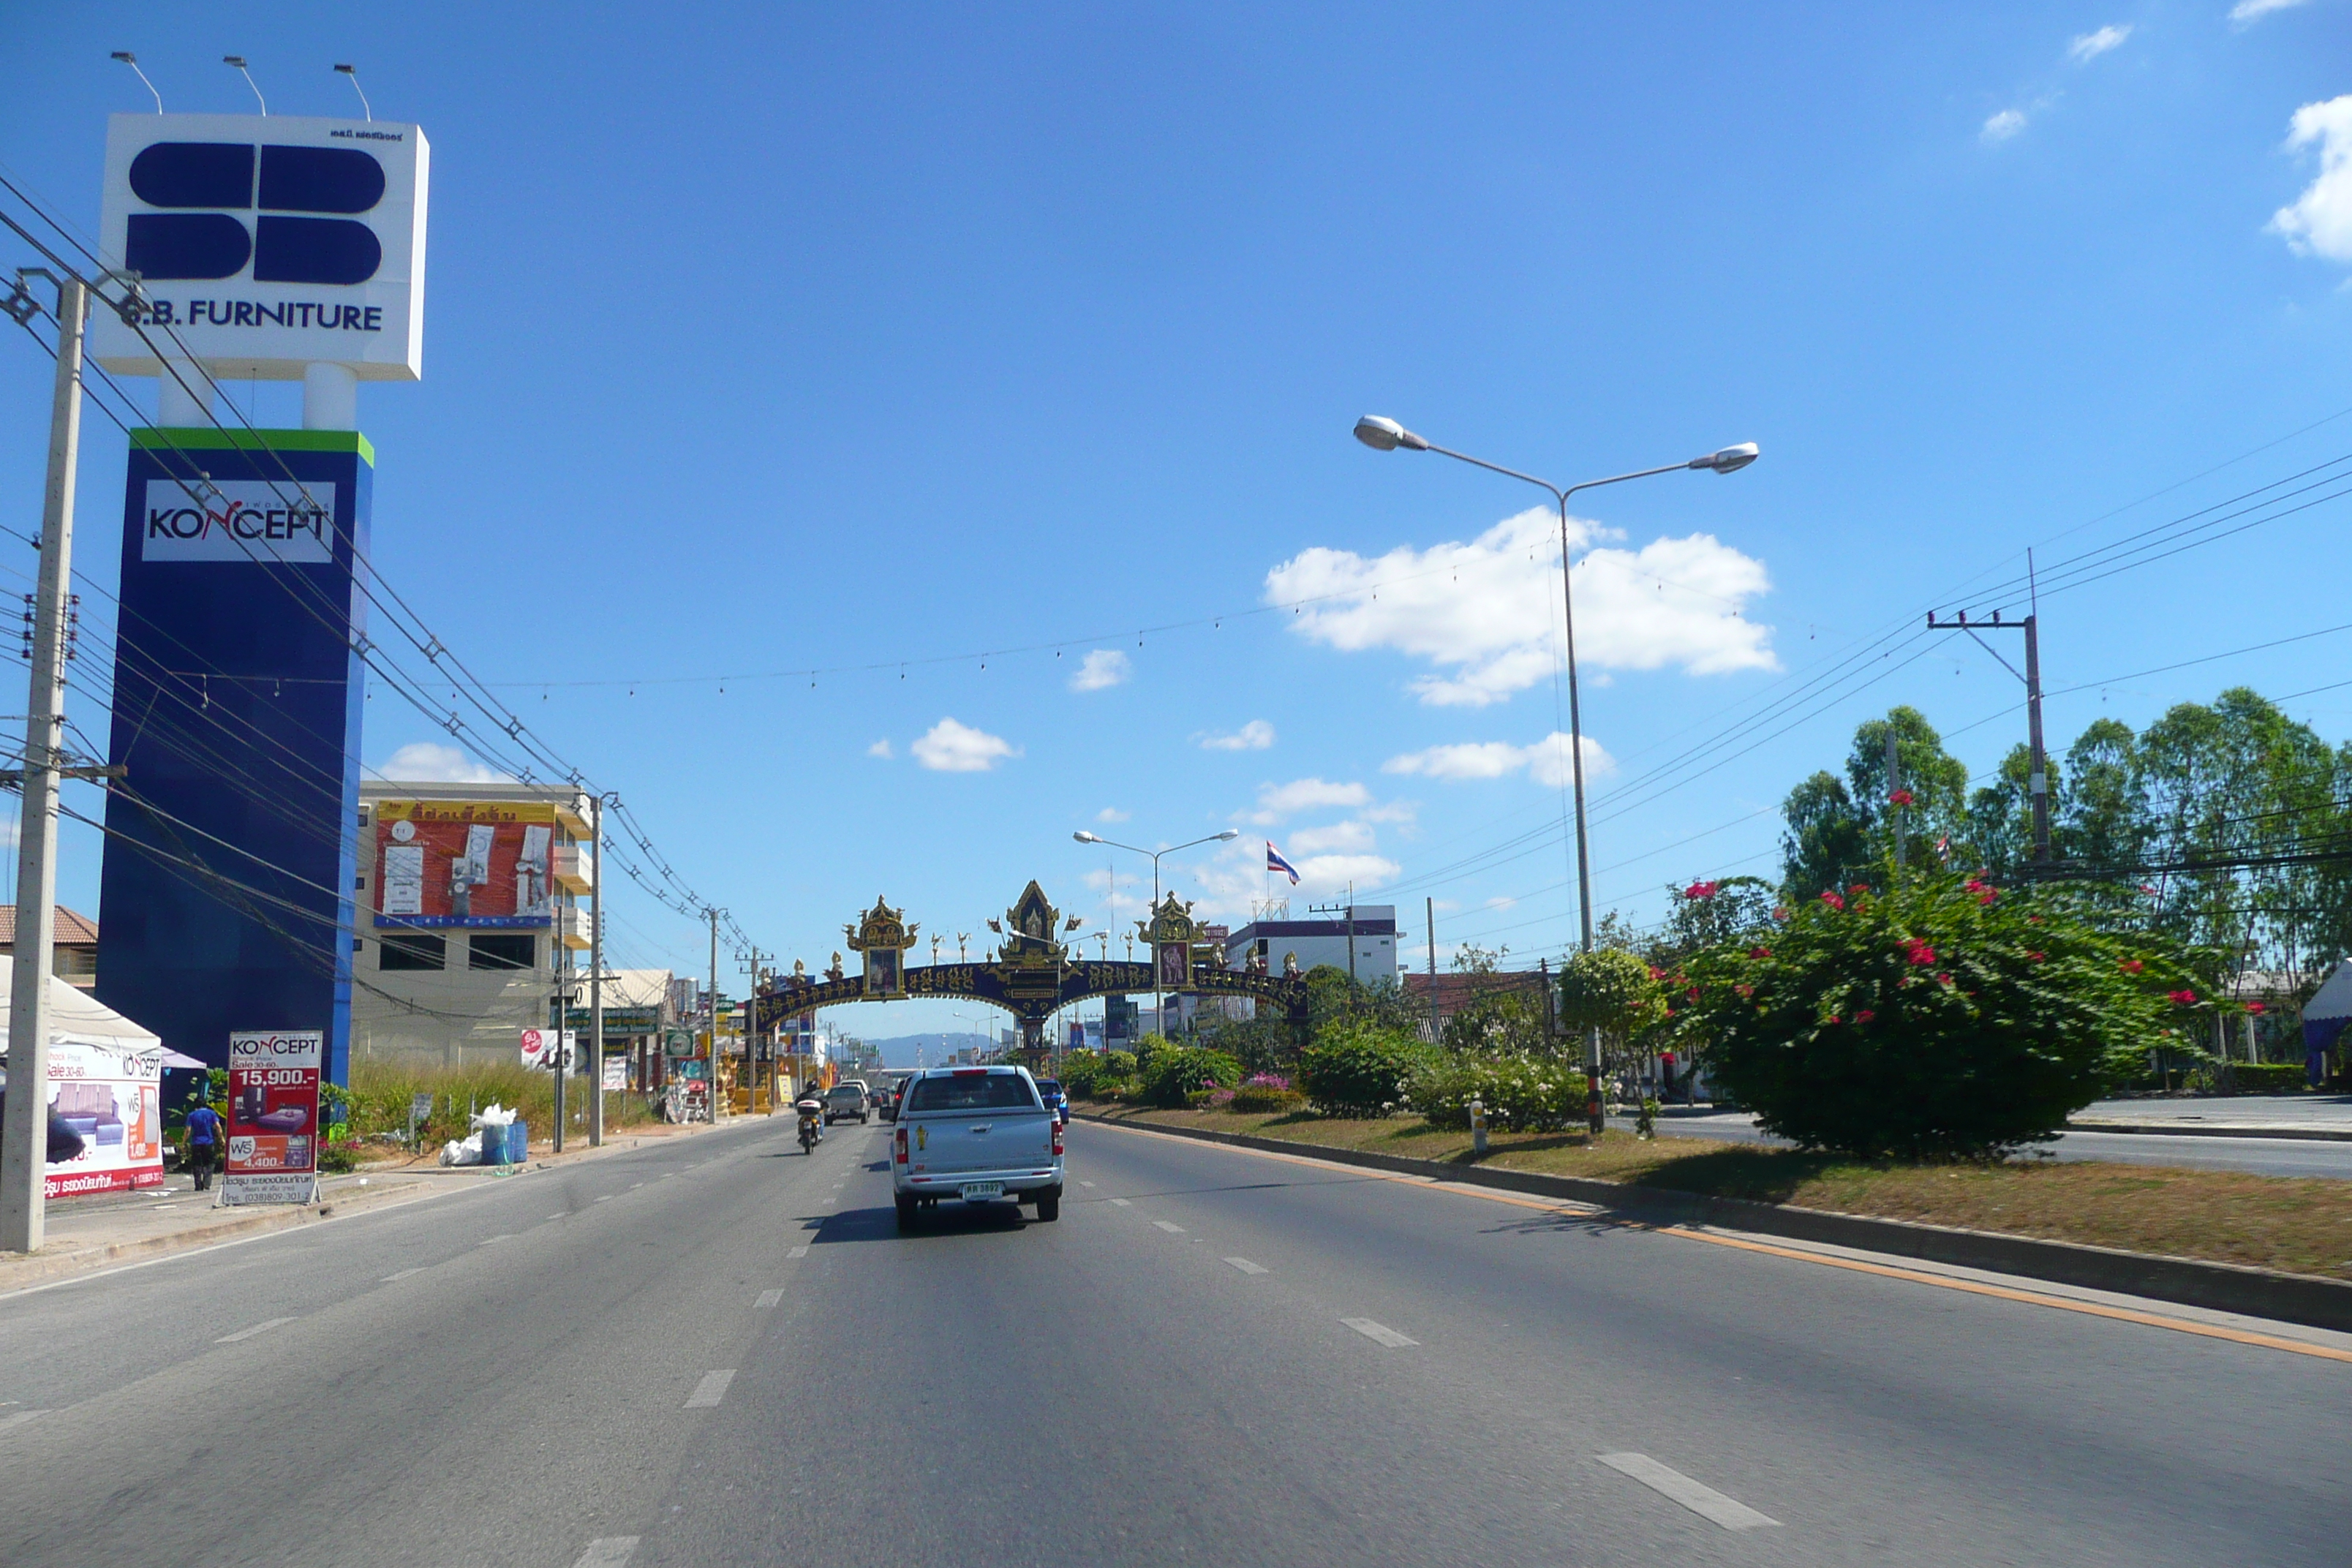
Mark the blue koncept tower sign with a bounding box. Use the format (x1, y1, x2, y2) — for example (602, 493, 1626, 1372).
(95, 431, 371, 1081)
(87, 113, 429, 1080)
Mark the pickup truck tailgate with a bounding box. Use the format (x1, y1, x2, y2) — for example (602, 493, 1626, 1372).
(911, 1113, 1054, 1175)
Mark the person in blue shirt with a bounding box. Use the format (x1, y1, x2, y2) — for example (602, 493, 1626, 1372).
(184, 1100, 223, 1191)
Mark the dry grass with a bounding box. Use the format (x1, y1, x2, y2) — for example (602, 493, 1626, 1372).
(347, 1060, 661, 1161)
(1093, 1105, 2352, 1283)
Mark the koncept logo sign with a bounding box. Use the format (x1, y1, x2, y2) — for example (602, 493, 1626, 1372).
(141, 480, 336, 564)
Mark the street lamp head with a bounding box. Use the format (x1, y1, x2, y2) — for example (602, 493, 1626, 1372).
(1072, 830, 1098, 844)
(1692, 442, 1760, 474)
(1353, 415, 1427, 453)
(1215, 829, 1241, 840)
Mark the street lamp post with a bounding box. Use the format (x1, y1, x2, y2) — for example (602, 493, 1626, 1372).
(1073, 829, 1240, 1038)
(1354, 416, 1757, 1134)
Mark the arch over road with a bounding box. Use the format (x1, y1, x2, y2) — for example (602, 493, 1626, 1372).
(751, 881, 1310, 1058)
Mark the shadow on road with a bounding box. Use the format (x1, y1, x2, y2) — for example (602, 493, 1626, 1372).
(810, 1199, 1035, 1244)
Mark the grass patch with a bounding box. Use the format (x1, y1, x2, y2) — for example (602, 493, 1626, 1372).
(1091, 1104, 2352, 1284)
(347, 1061, 663, 1162)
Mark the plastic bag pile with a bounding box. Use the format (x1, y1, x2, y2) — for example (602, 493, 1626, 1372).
(438, 1102, 519, 1166)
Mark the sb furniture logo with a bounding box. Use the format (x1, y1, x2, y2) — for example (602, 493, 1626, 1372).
(91, 113, 429, 382)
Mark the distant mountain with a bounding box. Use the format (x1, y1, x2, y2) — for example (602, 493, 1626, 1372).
(856, 1032, 1000, 1069)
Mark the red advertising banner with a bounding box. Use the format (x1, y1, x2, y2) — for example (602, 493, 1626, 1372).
(43, 1039, 165, 1199)
(376, 799, 558, 929)
(223, 1029, 323, 1205)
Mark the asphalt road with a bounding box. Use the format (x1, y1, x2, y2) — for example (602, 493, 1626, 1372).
(1641, 1108, 2352, 1179)
(3, 1111, 2349, 1567)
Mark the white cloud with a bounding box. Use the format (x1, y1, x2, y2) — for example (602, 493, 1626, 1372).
(1290, 853, 1402, 893)
(1265, 506, 1773, 709)
(1096, 806, 1130, 823)
(1484, 895, 1518, 911)
(1069, 649, 1131, 692)
(911, 717, 1019, 773)
(1383, 731, 1616, 788)
(2231, 0, 2309, 26)
(2272, 95, 2352, 263)
(2067, 24, 2130, 62)
(1288, 820, 1376, 855)
(1981, 108, 2029, 143)
(867, 739, 893, 759)
(1252, 777, 1371, 823)
(1200, 720, 1275, 751)
(376, 742, 509, 784)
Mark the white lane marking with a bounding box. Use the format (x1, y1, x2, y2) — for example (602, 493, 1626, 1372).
(1341, 1316, 1417, 1348)
(0, 1409, 49, 1432)
(788, 1245, 809, 1259)
(216, 1316, 296, 1343)
(382, 1267, 423, 1282)
(832, 1183, 845, 1189)
(1109, 1198, 1131, 1207)
(1597, 1453, 1781, 1530)
(755, 1289, 784, 1309)
(630, 1183, 644, 1189)
(683, 1369, 736, 1409)
(1079, 1180, 1096, 1188)
(570, 1537, 641, 1568)
(594, 1195, 612, 1202)
(1153, 1221, 1186, 1234)
(1224, 1256, 1268, 1275)
(478, 1235, 513, 1246)
(548, 1213, 566, 1219)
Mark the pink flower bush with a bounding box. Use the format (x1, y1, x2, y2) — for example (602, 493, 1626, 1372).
(1820, 891, 1846, 911)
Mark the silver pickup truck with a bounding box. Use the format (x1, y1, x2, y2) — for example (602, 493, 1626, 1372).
(892, 1065, 1063, 1229)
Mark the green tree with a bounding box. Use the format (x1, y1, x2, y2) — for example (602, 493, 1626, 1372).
(1438, 943, 1552, 1055)
(1556, 948, 1666, 1074)
(1781, 707, 1972, 898)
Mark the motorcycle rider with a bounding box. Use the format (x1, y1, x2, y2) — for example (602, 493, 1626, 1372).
(795, 1090, 825, 1153)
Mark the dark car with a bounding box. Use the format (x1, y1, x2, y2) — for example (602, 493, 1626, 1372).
(1035, 1078, 1069, 1126)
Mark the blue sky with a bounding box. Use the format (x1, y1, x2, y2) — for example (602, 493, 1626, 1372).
(3, 3, 2349, 1037)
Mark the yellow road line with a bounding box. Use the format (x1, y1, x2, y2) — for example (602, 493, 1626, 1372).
(1088, 1120, 2352, 1365)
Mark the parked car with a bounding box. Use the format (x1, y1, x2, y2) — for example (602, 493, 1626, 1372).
(892, 1065, 1063, 1228)
(824, 1081, 870, 1125)
(1034, 1078, 1068, 1126)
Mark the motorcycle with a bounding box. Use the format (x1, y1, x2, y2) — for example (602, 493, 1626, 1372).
(795, 1097, 824, 1153)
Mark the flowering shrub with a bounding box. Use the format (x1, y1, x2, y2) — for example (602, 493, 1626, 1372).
(1405, 1052, 1589, 1132)
(1230, 1082, 1306, 1114)
(1297, 1025, 1432, 1117)
(1137, 1046, 1242, 1109)
(1679, 872, 2201, 1156)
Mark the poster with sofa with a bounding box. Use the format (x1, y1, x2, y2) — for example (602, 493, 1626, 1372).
(222, 1029, 323, 1205)
(0, 968, 167, 1198)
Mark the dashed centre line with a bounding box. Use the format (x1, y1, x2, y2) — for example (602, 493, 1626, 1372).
(683, 1369, 736, 1409)
(478, 1235, 513, 1246)
(1341, 1317, 1417, 1348)
(381, 1267, 423, 1282)
(1597, 1453, 1781, 1531)
(1152, 1221, 1186, 1234)
(1224, 1257, 1268, 1275)
(570, 1536, 640, 1568)
(216, 1316, 296, 1343)
(755, 1289, 784, 1310)
(1109, 1198, 1131, 1207)
(788, 1245, 810, 1259)
(1079, 1180, 1096, 1188)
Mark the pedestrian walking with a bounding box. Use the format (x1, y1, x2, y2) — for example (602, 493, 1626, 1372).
(184, 1100, 222, 1191)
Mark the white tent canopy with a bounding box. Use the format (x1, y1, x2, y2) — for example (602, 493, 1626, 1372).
(2302, 959, 2352, 1024)
(0, 970, 164, 1060)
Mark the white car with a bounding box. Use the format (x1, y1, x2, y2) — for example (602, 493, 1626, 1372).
(892, 1065, 1063, 1227)
(823, 1082, 870, 1124)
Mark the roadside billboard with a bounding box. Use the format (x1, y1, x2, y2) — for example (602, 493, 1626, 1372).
(89, 113, 429, 381)
(376, 799, 555, 929)
(519, 1028, 575, 1071)
(41, 1038, 165, 1199)
(222, 1029, 322, 1205)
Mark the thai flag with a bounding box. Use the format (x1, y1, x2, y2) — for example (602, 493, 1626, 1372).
(1266, 841, 1300, 886)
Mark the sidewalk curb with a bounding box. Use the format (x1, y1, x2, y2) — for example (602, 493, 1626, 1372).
(2066, 1120, 2352, 1144)
(0, 1176, 438, 1292)
(0, 1115, 746, 1292)
(1078, 1111, 2352, 1335)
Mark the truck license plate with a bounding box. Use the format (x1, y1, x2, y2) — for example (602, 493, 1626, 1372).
(960, 1182, 1005, 1201)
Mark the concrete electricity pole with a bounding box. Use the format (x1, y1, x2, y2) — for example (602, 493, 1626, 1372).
(587, 792, 611, 1146)
(707, 906, 721, 1112)
(736, 943, 772, 1107)
(1, 274, 86, 1254)
(1927, 587, 2051, 863)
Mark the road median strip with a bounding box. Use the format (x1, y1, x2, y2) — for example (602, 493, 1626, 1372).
(1078, 1108, 2352, 1338)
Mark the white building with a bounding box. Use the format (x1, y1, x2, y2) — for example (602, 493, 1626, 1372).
(1221, 905, 1398, 984)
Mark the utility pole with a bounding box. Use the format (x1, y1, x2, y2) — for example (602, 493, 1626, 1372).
(1926, 592, 2051, 863)
(1425, 896, 1439, 1044)
(1, 274, 84, 1254)
(736, 943, 772, 1109)
(707, 906, 721, 1113)
(587, 792, 608, 1146)
(1886, 730, 1904, 874)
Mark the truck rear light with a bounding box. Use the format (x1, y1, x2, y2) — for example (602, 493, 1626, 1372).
(1052, 1119, 1063, 1157)
(894, 1128, 908, 1164)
